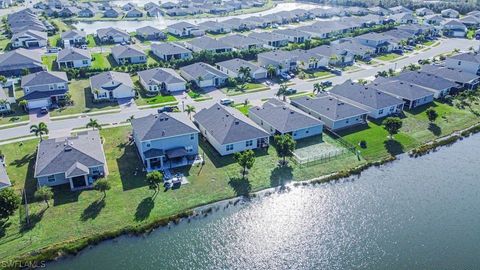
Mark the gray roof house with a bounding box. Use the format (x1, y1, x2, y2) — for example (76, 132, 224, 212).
(290, 94, 368, 131)
(151, 42, 192, 61)
(0, 156, 11, 190)
(90, 71, 135, 100)
(11, 29, 47, 48)
(138, 68, 186, 93)
(415, 7, 434, 16)
(0, 48, 44, 76)
(194, 103, 270, 156)
(272, 28, 311, 43)
(421, 64, 480, 90)
(57, 47, 92, 69)
(394, 71, 459, 98)
(424, 14, 444, 25)
(248, 31, 288, 48)
(21, 71, 69, 109)
(131, 113, 200, 171)
(34, 130, 108, 190)
(184, 36, 233, 53)
(61, 29, 87, 45)
(218, 34, 264, 50)
(389, 5, 412, 14)
(215, 58, 267, 80)
(289, 49, 329, 70)
(371, 79, 434, 109)
(442, 19, 467, 37)
(329, 80, 404, 119)
(179, 62, 229, 88)
(198, 21, 232, 34)
(125, 7, 143, 17)
(388, 12, 418, 24)
(441, 8, 460, 18)
(168, 22, 204, 37)
(249, 98, 324, 140)
(111, 44, 147, 65)
(257, 50, 298, 74)
(136, 26, 166, 40)
(445, 52, 480, 75)
(96, 27, 131, 44)
(78, 7, 95, 17)
(103, 7, 123, 18)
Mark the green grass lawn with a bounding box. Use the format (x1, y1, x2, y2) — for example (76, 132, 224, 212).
(132, 76, 177, 106)
(86, 34, 97, 48)
(41, 55, 57, 71)
(0, 104, 29, 126)
(0, 36, 10, 52)
(223, 83, 269, 96)
(467, 29, 475, 39)
(376, 53, 402, 61)
(187, 89, 211, 101)
(49, 19, 71, 32)
(48, 34, 61, 47)
(305, 70, 333, 78)
(233, 104, 252, 116)
(49, 80, 119, 117)
(91, 53, 112, 69)
(0, 125, 365, 261)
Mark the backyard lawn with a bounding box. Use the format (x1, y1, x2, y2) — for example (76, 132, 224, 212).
(41, 55, 57, 71)
(86, 34, 97, 48)
(91, 53, 112, 69)
(48, 34, 61, 47)
(0, 125, 364, 261)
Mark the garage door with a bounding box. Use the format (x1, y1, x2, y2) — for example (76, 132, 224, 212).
(28, 99, 49, 109)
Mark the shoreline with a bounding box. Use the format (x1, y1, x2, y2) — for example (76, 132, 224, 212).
(6, 121, 480, 268)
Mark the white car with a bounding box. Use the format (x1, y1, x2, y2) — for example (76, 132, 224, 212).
(219, 98, 234, 105)
(47, 47, 62, 53)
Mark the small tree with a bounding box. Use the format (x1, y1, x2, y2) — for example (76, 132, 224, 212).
(30, 122, 49, 141)
(234, 150, 255, 179)
(94, 179, 111, 199)
(0, 75, 7, 84)
(34, 186, 53, 208)
(274, 134, 296, 166)
(0, 188, 20, 221)
(238, 66, 251, 83)
(267, 65, 276, 78)
(276, 84, 288, 101)
(426, 108, 438, 123)
(383, 117, 403, 139)
(185, 105, 196, 119)
(19, 100, 28, 112)
(86, 118, 102, 130)
(146, 170, 163, 194)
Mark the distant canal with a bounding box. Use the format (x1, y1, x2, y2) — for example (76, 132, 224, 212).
(48, 134, 480, 269)
(73, 2, 329, 34)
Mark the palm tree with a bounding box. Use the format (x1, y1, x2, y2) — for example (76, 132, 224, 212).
(276, 84, 288, 101)
(267, 65, 276, 78)
(86, 118, 101, 130)
(19, 100, 28, 112)
(185, 105, 196, 119)
(196, 76, 203, 88)
(238, 66, 251, 83)
(30, 122, 49, 141)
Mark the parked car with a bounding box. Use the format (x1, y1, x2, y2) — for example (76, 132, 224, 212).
(280, 73, 291, 80)
(47, 47, 62, 53)
(220, 98, 234, 105)
(40, 107, 48, 114)
(321, 81, 333, 87)
(285, 88, 297, 95)
(80, 44, 88, 49)
(331, 69, 342, 76)
(157, 106, 175, 113)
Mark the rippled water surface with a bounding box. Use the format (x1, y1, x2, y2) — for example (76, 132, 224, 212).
(49, 135, 480, 269)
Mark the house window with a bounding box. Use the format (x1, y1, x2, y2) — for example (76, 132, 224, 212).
(57, 84, 65, 89)
(47, 175, 55, 183)
(246, 140, 253, 147)
(379, 109, 384, 115)
(83, 60, 89, 65)
(226, 144, 234, 151)
(49, 85, 54, 90)
(186, 146, 193, 152)
(458, 61, 461, 66)
(146, 142, 151, 148)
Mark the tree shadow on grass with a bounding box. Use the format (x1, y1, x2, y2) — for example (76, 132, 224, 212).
(0, 220, 12, 238)
(80, 199, 106, 221)
(134, 197, 155, 221)
(428, 123, 442, 136)
(11, 153, 35, 168)
(53, 185, 81, 206)
(270, 165, 293, 187)
(228, 177, 251, 196)
(22, 156, 38, 200)
(116, 141, 147, 191)
(384, 139, 404, 156)
(21, 208, 46, 233)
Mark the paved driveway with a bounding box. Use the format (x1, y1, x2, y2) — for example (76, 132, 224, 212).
(29, 109, 50, 124)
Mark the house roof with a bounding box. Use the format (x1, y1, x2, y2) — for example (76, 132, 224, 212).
(111, 44, 146, 58)
(194, 103, 269, 144)
(215, 58, 265, 74)
(421, 64, 479, 84)
(34, 130, 106, 177)
(169, 21, 198, 31)
(218, 34, 263, 49)
(291, 94, 368, 121)
(257, 50, 297, 62)
(448, 52, 480, 63)
(395, 71, 459, 91)
(0, 48, 42, 70)
(138, 67, 185, 85)
(21, 71, 68, 87)
(151, 42, 190, 55)
(96, 27, 130, 39)
(371, 79, 435, 101)
(132, 112, 198, 141)
(330, 80, 404, 109)
(249, 99, 323, 133)
(179, 62, 228, 81)
(61, 29, 86, 40)
(272, 28, 311, 38)
(248, 31, 287, 42)
(90, 71, 133, 90)
(136, 25, 163, 35)
(11, 29, 47, 42)
(57, 47, 91, 62)
(186, 36, 231, 50)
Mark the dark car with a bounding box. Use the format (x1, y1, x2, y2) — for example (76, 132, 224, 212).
(40, 107, 49, 114)
(321, 81, 333, 87)
(157, 106, 175, 113)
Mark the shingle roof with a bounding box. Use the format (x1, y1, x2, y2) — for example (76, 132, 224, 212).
(34, 130, 106, 177)
(23, 89, 68, 100)
(132, 112, 199, 141)
(395, 71, 459, 91)
(179, 62, 228, 81)
(248, 31, 287, 42)
(111, 44, 146, 58)
(11, 29, 47, 42)
(215, 58, 265, 74)
(151, 42, 190, 55)
(330, 81, 403, 109)
(96, 27, 130, 39)
(21, 71, 68, 87)
(61, 29, 86, 39)
(136, 25, 163, 35)
(249, 99, 323, 133)
(57, 47, 91, 62)
(291, 95, 368, 121)
(273, 28, 311, 38)
(186, 36, 231, 50)
(138, 68, 185, 85)
(371, 79, 434, 101)
(194, 104, 269, 144)
(0, 48, 42, 70)
(169, 21, 198, 31)
(448, 52, 480, 63)
(90, 71, 133, 90)
(218, 34, 263, 49)
(421, 65, 479, 84)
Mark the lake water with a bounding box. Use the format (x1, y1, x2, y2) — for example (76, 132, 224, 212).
(47, 134, 480, 269)
(73, 2, 327, 34)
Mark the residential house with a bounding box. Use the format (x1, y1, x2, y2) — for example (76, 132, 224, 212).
(329, 80, 404, 119)
(421, 64, 480, 90)
(368, 6, 391, 16)
(168, 22, 204, 37)
(96, 27, 131, 44)
(216, 58, 267, 80)
(57, 47, 92, 69)
(90, 71, 135, 100)
(290, 49, 328, 70)
(111, 44, 147, 65)
(459, 15, 480, 28)
(415, 7, 434, 16)
(125, 7, 143, 17)
(424, 14, 444, 25)
(103, 8, 122, 18)
(136, 26, 166, 40)
(0, 48, 44, 76)
(21, 71, 69, 109)
(222, 17, 253, 31)
(355, 32, 399, 54)
(194, 103, 269, 156)
(146, 6, 163, 17)
(389, 6, 412, 14)
(394, 71, 458, 98)
(132, 113, 199, 171)
(257, 50, 297, 74)
(34, 130, 108, 190)
(11, 30, 47, 48)
(58, 6, 80, 17)
(218, 34, 264, 50)
(151, 42, 192, 61)
(441, 8, 460, 18)
(290, 94, 368, 130)
(248, 31, 289, 48)
(445, 52, 480, 75)
(308, 45, 355, 67)
(138, 68, 187, 93)
(144, 2, 160, 10)
(388, 12, 418, 24)
(198, 21, 232, 34)
(372, 79, 435, 109)
(184, 36, 233, 53)
(249, 98, 324, 140)
(272, 29, 311, 43)
(0, 81, 15, 113)
(179, 62, 228, 88)
(61, 29, 87, 46)
(122, 2, 135, 11)
(78, 7, 95, 17)
(332, 38, 374, 60)
(442, 20, 467, 37)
